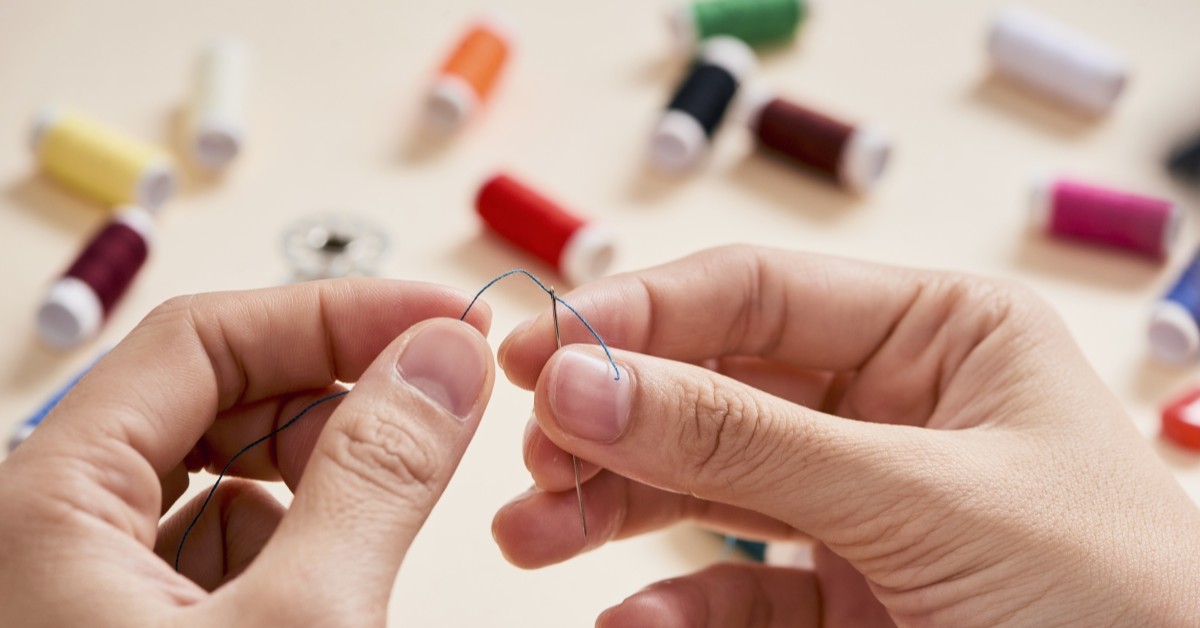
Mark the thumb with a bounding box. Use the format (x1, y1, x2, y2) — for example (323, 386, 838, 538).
(532, 345, 957, 544)
(237, 318, 494, 624)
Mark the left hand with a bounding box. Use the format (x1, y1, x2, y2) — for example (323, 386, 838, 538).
(0, 279, 495, 626)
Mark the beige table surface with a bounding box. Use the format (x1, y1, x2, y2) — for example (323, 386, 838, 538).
(4, 0, 1200, 624)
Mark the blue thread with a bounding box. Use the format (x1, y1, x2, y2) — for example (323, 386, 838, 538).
(174, 270, 619, 573)
(460, 268, 620, 381)
(174, 390, 349, 572)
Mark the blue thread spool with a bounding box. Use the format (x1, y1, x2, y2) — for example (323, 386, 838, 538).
(8, 354, 103, 452)
(1149, 249, 1200, 364)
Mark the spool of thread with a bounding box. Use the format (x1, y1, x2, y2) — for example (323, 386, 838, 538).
(744, 88, 890, 192)
(987, 6, 1128, 115)
(31, 107, 176, 211)
(1148, 249, 1200, 364)
(38, 206, 154, 350)
(186, 39, 248, 171)
(426, 15, 514, 133)
(1028, 177, 1180, 260)
(8, 353, 104, 453)
(1161, 386, 1200, 451)
(668, 0, 808, 50)
(1167, 131, 1200, 184)
(475, 174, 614, 285)
(650, 36, 756, 173)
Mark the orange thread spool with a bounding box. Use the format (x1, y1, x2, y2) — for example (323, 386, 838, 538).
(426, 16, 513, 132)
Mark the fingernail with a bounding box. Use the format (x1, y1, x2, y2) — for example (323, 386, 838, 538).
(396, 321, 488, 420)
(549, 348, 629, 443)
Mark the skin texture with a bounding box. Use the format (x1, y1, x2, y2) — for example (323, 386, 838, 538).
(0, 278, 497, 627)
(493, 245, 1200, 627)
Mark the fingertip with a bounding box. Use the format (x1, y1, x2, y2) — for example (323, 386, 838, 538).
(490, 488, 591, 569)
(491, 490, 544, 570)
(525, 419, 602, 491)
(461, 297, 493, 337)
(498, 316, 549, 390)
(597, 590, 689, 628)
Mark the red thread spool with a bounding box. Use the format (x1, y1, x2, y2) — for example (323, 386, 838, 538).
(1029, 177, 1180, 260)
(745, 88, 891, 193)
(38, 206, 153, 349)
(1162, 387, 1200, 450)
(475, 174, 615, 285)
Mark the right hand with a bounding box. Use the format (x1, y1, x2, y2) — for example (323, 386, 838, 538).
(492, 245, 1200, 626)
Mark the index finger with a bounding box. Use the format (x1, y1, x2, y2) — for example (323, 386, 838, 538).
(11, 278, 490, 542)
(499, 245, 936, 390)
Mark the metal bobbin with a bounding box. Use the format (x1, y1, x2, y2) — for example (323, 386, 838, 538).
(282, 214, 389, 281)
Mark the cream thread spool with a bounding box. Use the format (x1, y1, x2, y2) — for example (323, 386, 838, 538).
(186, 39, 249, 171)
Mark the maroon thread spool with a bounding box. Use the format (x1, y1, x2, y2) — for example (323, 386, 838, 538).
(38, 206, 153, 349)
(745, 87, 891, 193)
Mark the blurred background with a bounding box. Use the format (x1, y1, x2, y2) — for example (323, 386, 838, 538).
(3, 0, 1200, 624)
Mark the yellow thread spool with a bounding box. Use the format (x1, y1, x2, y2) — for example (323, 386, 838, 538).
(31, 107, 176, 211)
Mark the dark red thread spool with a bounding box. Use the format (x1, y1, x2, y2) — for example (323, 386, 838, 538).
(745, 88, 890, 193)
(38, 206, 153, 349)
(475, 174, 615, 285)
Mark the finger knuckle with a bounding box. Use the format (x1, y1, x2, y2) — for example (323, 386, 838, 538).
(674, 378, 771, 491)
(325, 409, 442, 498)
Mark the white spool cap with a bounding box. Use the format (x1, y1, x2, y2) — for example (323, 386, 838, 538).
(137, 160, 176, 212)
(38, 278, 103, 350)
(666, 5, 699, 52)
(987, 6, 1128, 115)
(559, 223, 616, 286)
(1149, 300, 1200, 364)
(477, 10, 518, 46)
(29, 106, 61, 155)
(838, 126, 891, 193)
(650, 110, 709, 173)
(699, 35, 757, 83)
(426, 75, 480, 133)
(8, 423, 36, 453)
(649, 36, 756, 173)
(36, 207, 155, 350)
(738, 82, 776, 131)
(188, 39, 248, 171)
(1027, 174, 1055, 231)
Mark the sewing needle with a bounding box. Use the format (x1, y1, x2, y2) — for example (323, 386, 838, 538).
(550, 287, 588, 540)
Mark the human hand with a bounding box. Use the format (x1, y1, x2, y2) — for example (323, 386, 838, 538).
(0, 279, 495, 626)
(493, 245, 1200, 626)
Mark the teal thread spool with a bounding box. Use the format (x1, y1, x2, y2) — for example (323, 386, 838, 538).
(669, 0, 808, 49)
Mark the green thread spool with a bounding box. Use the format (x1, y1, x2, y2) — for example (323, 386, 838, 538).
(669, 0, 807, 49)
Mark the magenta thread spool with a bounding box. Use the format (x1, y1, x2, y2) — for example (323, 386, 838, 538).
(38, 206, 154, 349)
(1029, 177, 1181, 260)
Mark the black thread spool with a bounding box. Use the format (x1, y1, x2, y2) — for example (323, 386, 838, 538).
(1168, 131, 1200, 184)
(649, 36, 756, 173)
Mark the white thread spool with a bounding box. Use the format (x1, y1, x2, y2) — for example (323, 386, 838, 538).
(987, 6, 1128, 115)
(186, 39, 248, 170)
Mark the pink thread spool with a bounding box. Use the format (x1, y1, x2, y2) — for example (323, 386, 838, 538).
(1029, 177, 1181, 260)
(38, 206, 154, 349)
